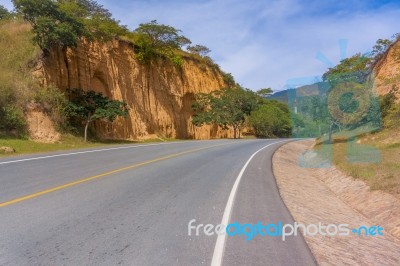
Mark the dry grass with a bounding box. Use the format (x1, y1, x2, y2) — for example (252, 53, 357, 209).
(316, 128, 400, 198)
(0, 19, 39, 110)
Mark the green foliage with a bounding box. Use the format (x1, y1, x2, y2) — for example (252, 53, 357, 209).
(0, 5, 12, 20)
(0, 20, 72, 134)
(291, 92, 333, 138)
(372, 38, 392, 60)
(67, 88, 128, 122)
(248, 101, 291, 138)
(222, 72, 236, 88)
(256, 88, 273, 98)
(192, 87, 263, 138)
(13, 0, 128, 50)
(380, 86, 398, 119)
(291, 112, 305, 128)
(187, 44, 211, 57)
(170, 55, 184, 68)
(384, 103, 400, 129)
(0, 105, 27, 134)
(133, 20, 191, 65)
(66, 88, 128, 141)
(381, 86, 399, 129)
(13, 0, 85, 49)
(135, 20, 190, 50)
(322, 53, 371, 84)
(0, 20, 39, 136)
(58, 0, 128, 40)
(34, 86, 70, 129)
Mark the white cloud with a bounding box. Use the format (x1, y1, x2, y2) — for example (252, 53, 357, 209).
(3, 0, 400, 91)
(98, 0, 400, 91)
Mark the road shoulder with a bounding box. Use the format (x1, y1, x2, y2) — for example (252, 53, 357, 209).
(273, 140, 400, 265)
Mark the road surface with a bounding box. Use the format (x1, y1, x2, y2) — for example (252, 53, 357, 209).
(0, 139, 316, 265)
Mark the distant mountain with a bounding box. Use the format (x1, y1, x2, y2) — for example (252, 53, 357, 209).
(269, 82, 330, 104)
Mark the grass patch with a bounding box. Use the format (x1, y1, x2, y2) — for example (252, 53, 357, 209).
(0, 135, 179, 157)
(317, 129, 400, 198)
(387, 142, 400, 149)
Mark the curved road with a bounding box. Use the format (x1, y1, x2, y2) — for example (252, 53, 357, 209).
(0, 139, 316, 265)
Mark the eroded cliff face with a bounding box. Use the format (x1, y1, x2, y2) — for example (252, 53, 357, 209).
(34, 39, 231, 140)
(374, 38, 400, 100)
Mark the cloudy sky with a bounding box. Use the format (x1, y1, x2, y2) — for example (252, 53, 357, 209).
(2, 0, 400, 91)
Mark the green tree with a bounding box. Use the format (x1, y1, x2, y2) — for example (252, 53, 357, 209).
(58, 0, 128, 40)
(0, 5, 12, 20)
(133, 20, 191, 63)
(380, 86, 398, 119)
(66, 88, 128, 142)
(13, 0, 85, 50)
(322, 53, 371, 84)
(222, 72, 236, 88)
(187, 44, 211, 57)
(248, 102, 291, 138)
(135, 20, 190, 50)
(256, 88, 273, 98)
(372, 38, 392, 60)
(0, 105, 27, 136)
(192, 87, 260, 139)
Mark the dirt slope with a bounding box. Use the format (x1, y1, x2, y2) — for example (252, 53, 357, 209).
(33, 39, 231, 140)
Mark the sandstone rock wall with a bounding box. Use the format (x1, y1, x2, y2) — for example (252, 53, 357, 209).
(374, 38, 400, 101)
(33, 39, 232, 140)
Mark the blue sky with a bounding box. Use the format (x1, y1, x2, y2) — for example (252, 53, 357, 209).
(2, 0, 400, 91)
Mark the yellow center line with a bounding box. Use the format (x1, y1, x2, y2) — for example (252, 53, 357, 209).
(0, 143, 229, 208)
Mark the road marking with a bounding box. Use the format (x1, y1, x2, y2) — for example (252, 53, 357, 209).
(211, 140, 288, 266)
(0, 142, 187, 165)
(0, 143, 230, 208)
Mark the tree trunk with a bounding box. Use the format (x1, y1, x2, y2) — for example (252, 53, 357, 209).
(328, 122, 333, 144)
(233, 126, 237, 139)
(84, 119, 90, 142)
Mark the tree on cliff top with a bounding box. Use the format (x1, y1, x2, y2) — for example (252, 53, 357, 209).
(13, 0, 85, 49)
(133, 20, 191, 64)
(322, 53, 371, 85)
(256, 88, 274, 98)
(58, 0, 128, 40)
(187, 44, 211, 57)
(66, 88, 128, 142)
(135, 20, 191, 50)
(13, 0, 127, 50)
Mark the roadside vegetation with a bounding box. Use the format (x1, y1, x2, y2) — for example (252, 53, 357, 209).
(66, 88, 128, 142)
(11, 0, 218, 68)
(320, 86, 400, 197)
(296, 35, 400, 197)
(0, 135, 177, 157)
(0, 1, 224, 155)
(192, 80, 292, 139)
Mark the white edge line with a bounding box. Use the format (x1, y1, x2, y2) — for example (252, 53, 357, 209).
(0, 141, 186, 165)
(210, 140, 288, 266)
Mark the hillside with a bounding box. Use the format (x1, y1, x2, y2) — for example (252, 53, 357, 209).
(0, 19, 233, 141)
(374, 38, 400, 99)
(33, 39, 230, 140)
(270, 38, 400, 104)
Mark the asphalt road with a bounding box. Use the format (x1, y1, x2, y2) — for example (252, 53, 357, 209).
(0, 139, 316, 266)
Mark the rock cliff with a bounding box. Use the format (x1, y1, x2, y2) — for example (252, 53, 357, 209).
(374, 38, 400, 100)
(33, 39, 231, 140)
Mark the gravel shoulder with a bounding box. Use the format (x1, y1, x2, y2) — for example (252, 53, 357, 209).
(273, 140, 400, 266)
